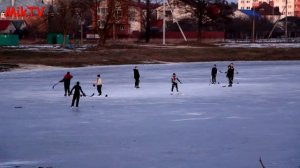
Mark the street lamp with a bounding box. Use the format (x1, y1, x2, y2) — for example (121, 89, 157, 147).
(252, 6, 256, 42)
(80, 19, 84, 46)
(75, 8, 84, 46)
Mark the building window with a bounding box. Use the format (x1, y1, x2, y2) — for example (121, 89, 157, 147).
(98, 20, 106, 29)
(247, 6, 251, 9)
(114, 9, 122, 21)
(128, 9, 136, 21)
(119, 25, 125, 30)
(99, 0, 105, 6)
(100, 8, 107, 17)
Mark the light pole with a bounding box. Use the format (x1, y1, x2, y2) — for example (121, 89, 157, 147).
(252, 6, 256, 42)
(80, 19, 84, 46)
(285, 0, 288, 38)
(75, 8, 84, 46)
(163, 0, 166, 45)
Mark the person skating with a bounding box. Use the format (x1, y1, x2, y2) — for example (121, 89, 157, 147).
(171, 73, 182, 92)
(59, 71, 73, 96)
(226, 63, 235, 87)
(93, 74, 102, 96)
(133, 66, 140, 88)
(70, 81, 86, 107)
(211, 64, 218, 84)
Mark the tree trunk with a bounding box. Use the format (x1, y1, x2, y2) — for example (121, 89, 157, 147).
(145, 0, 151, 43)
(197, 19, 202, 43)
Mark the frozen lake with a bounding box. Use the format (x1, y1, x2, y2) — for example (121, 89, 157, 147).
(0, 61, 299, 168)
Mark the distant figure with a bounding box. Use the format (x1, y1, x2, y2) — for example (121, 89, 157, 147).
(60, 71, 73, 96)
(133, 66, 140, 88)
(94, 74, 102, 96)
(211, 64, 218, 84)
(171, 73, 182, 92)
(70, 81, 86, 107)
(226, 63, 235, 87)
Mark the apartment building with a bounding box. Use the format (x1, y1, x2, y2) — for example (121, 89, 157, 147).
(238, 0, 299, 17)
(96, 0, 142, 38)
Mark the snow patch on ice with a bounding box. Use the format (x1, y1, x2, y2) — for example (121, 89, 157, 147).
(0, 160, 40, 167)
(172, 117, 214, 122)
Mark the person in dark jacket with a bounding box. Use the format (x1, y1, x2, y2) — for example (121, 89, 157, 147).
(211, 64, 218, 84)
(70, 81, 86, 107)
(133, 66, 140, 88)
(60, 72, 73, 96)
(171, 73, 182, 92)
(226, 63, 235, 87)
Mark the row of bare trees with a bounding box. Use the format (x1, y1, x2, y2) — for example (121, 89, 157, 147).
(27, 0, 299, 45)
(45, 0, 235, 46)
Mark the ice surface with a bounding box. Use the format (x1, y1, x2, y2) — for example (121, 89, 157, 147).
(0, 61, 300, 168)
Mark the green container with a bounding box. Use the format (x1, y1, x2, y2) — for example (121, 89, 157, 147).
(47, 33, 69, 45)
(0, 34, 19, 46)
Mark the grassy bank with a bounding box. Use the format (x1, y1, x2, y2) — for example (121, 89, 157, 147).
(1, 47, 300, 71)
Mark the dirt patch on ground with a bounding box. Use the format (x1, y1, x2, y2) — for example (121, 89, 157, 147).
(0, 63, 20, 72)
(1, 46, 300, 72)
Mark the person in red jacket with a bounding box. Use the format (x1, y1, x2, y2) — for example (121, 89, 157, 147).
(60, 72, 73, 96)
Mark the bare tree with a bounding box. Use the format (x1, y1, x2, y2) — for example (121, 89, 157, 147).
(87, 0, 131, 46)
(179, 0, 232, 42)
(55, 0, 74, 46)
(139, 0, 162, 43)
(179, 0, 210, 42)
(47, 0, 93, 46)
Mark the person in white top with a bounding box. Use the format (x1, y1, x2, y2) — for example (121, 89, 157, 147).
(171, 73, 182, 92)
(94, 74, 102, 96)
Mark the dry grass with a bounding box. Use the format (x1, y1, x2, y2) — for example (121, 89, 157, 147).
(1, 46, 300, 71)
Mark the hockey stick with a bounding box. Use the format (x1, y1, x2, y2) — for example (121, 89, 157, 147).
(52, 82, 60, 89)
(259, 157, 266, 168)
(80, 93, 95, 97)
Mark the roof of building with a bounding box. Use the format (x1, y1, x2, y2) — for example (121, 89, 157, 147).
(0, 20, 11, 30)
(11, 20, 27, 30)
(240, 10, 261, 19)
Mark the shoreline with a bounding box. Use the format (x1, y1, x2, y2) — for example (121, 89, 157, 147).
(1, 46, 300, 72)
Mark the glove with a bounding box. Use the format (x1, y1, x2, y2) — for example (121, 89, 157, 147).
(83, 93, 86, 97)
(93, 84, 95, 87)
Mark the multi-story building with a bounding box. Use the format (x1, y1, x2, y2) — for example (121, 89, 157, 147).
(96, 0, 142, 38)
(295, 0, 300, 16)
(238, 0, 298, 18)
